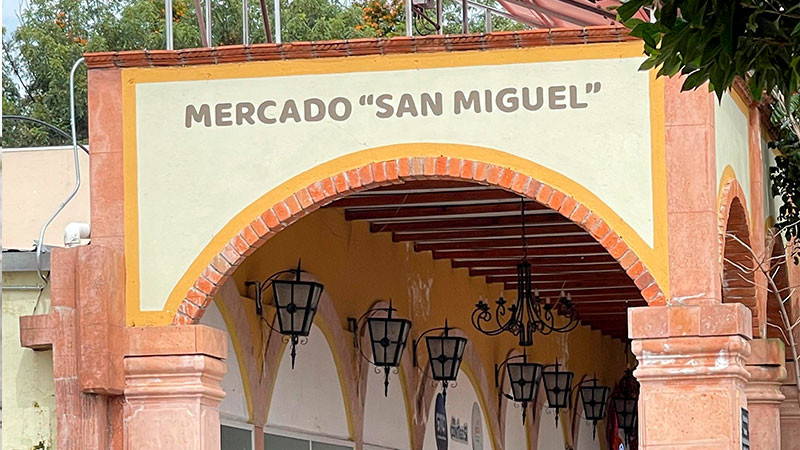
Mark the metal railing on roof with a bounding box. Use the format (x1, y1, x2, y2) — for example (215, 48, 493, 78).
(162, 0, 527, 49)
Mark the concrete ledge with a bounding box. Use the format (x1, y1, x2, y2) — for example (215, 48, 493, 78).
(125, 325, 227, 360)
(19, 314, 53, 350)
(628, 303, 752, 340)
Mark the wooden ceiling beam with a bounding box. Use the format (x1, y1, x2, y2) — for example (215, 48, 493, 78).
(485, 274, 633, 286)
(433, 246, 606, 259)
(347, 202, 549, 221)
(456, 258, 619, 269)
(329, 189, 521, 208)
(470, 267, 624, 277)
(369, 214, 573, 232)
(392, 224, 585, 241)
(414, 235, 597, 251)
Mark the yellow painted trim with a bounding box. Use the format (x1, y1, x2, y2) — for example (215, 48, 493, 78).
(730, 88, 750, 117)
(123, 41, 646, 85)
(212, 295, 256, 423)
(121, 40, 669, 325)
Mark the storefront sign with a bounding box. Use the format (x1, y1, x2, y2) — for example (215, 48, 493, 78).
(435, 393, 448, 450)
(471, 402, 483, 450)
(741, 407, 750, 450)
(450, 417, 469, 444)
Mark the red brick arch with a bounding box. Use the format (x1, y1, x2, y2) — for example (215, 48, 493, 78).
(718, 179, 759, 332)
(174, 156, 666, 324)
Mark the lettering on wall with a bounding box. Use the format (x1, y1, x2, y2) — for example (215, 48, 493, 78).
(450, 417, 469, 444)
(184, 82, 603, 128)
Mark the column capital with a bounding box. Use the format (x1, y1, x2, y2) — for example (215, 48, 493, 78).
(123, 325, 227, 450)
(629, 303, 752, 340)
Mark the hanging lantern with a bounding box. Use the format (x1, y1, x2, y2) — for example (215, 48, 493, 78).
(495, 351, 543, 424)
(614, 395, 638, 435)
(413, 320, 468, 403)
(611, 367, 640, 442)
(578, 378, 610, 439)
(245, 260, 323, 369)
(542, 360, 574, 426)
(350, 300, 412, 397)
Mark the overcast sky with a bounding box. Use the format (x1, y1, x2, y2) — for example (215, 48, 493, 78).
(3, 0, 24, 36)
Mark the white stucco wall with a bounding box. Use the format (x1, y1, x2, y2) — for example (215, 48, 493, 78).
(503, 399, 528, 450)
(199, 301, 250, 423)
(536, 405, 565, 450)
(422, 370, 491, 450)
(715, 93, 751, 208)
(363, 367, 412, 449)
(266, 325, 350, 439)
(575, 417, 602, 450)
(2, 272, 57, 449)
(1, 146, 91, 250)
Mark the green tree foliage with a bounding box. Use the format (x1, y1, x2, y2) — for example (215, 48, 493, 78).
(616, 1, 800, 245)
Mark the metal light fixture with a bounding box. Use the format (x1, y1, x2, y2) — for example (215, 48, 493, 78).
(413, 320, 468, 403)
(577, 377, 610, 439)
(350, 300, 412, 397)
(495, 351, 543, 424)
(541, 359, 574, 426)
(471, 198, 579, 346)
(245, 260, 323, 369)
(612, 368, 640, 443)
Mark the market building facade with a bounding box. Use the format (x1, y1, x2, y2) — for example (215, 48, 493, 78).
(3, 25, 800, 450)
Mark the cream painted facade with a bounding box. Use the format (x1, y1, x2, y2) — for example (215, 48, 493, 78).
(128, 42, 664, 316)
(2, 146, 90, 250)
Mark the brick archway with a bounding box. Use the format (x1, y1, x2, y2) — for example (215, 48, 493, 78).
(175, 156, 666, 324)
(718, 179, 759, 332)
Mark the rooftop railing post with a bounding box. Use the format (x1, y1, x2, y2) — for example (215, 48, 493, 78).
(485, 8, 492, 33)
(242, 0, 249, 44)
(405, 0, 412, 36)
(165, 0, 174, 49)
(205, 0, 212, 46)
(461, 0, 468, 33)
(274, 0, 282, 44)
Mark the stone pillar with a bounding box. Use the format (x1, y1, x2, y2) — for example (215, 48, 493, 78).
(781, 362, 800, 450)
(745, 339, 786, 449)
(123, 325, 227, 450)
(629, 303, 752, 449)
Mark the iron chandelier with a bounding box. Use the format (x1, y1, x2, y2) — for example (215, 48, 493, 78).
(349, 300, 412, 397)
(245, 260, 324, 369)
(471, 198, 579, 346)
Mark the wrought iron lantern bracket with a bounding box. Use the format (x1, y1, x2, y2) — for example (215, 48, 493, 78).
(244, 259, 323, 370)
(348, 300, 412, 397)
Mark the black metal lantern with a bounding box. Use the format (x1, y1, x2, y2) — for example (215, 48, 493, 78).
(612, 367, 640, 442)
(578, 378, 610, 439)
(495, 351, 543, 424)
(245, 260, 323, 369)
(350, 301, 412, 397)
(541, 360, 574, 426)
(413, 320, 468, 403)
(614, 396, 638, 436)
(471, 198, 579, 346)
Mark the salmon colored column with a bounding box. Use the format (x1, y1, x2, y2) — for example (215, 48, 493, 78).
(781, 361, 800, 450)
(629, 303, 752, 449)
(745, 339, 786, 449)
(123, 326, 227, 450)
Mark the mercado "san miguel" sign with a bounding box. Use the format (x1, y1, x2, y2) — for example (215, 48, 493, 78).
(183, 82, 604, 128)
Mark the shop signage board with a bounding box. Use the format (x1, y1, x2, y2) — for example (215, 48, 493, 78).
(471, 402, 483, 450)
(435, 393, 448, 450)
